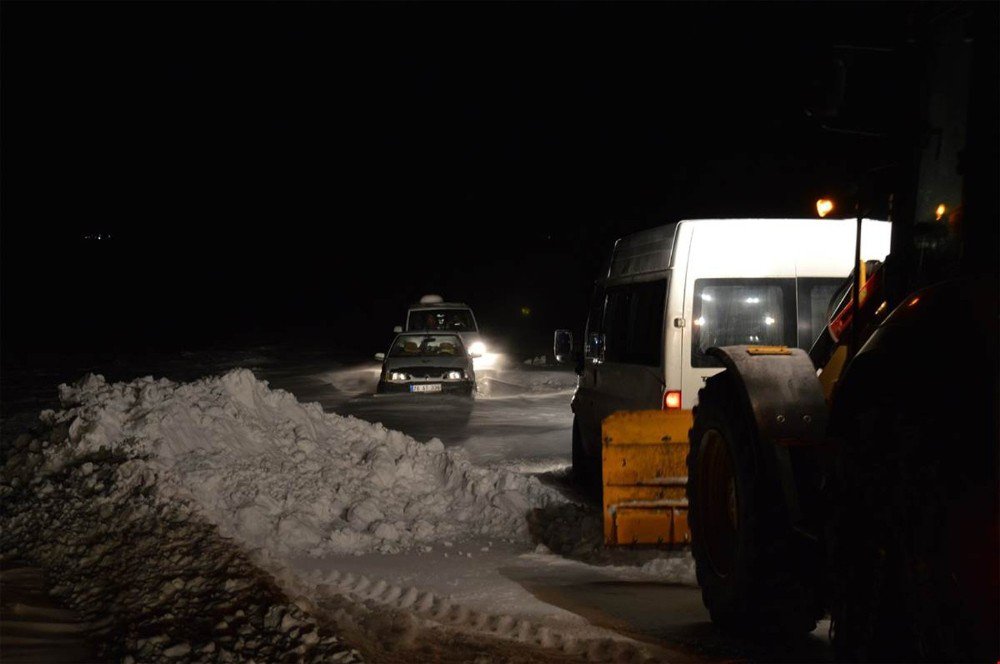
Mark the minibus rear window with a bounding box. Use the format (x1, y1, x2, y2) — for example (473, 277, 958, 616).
(691, 278, 796, 367)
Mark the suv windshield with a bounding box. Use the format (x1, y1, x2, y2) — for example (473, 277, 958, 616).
(407, 309, 476, 332)
(389, 335, 466, 358)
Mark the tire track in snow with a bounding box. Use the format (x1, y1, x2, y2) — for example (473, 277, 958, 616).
(309, 568, 656, 662)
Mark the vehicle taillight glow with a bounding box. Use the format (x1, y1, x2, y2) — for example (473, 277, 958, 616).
(663, 390, 682, 410)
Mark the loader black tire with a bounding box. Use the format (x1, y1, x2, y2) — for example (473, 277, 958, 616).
(687, 373, 824, 635)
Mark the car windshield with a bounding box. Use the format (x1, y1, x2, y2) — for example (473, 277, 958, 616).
(407, 309, 476, 332)
(388, 335, 466, 358)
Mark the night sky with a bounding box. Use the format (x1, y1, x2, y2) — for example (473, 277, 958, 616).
(2, 2, 921, 358)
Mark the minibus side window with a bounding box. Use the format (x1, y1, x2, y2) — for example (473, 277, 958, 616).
(585, 288, 607, 361)
(603, 288, 630, 363)
(605, 279, 667, 367)
(691, 278, 796, 367)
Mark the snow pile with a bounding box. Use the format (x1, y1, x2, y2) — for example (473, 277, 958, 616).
(0, 432, 361, 663)
(38, 369, 560, 557)
(516, 370, 579, 393)
(527, 503, 697, 584)
(637, 556, 697, 585)
(479, 369, 578, 397)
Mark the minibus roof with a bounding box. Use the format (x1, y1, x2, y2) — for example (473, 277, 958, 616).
(609, 218, 889, 280)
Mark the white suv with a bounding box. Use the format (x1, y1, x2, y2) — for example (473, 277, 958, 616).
(395, 295, 490, 369)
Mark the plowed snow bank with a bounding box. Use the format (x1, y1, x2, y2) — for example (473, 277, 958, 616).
(41, 370, 561, 556)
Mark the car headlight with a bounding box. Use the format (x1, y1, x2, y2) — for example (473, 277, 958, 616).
(388, 371, 410, 381)
(444, 370, 464, 380)
(468, 341, 487, 356)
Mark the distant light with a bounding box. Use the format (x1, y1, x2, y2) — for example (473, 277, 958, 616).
(935, 203, 947, 221)
(745, 297, 760, 304)
(468, 341, 487, 356)
(816, 198, 834, 218)
(908, 296, 920, 307)
(694, 317, 706, 326)
(520, 306, 531, 316)
(764, 315, 775, 325)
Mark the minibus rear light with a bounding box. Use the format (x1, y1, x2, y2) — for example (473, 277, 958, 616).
(663, 390, 682, 410)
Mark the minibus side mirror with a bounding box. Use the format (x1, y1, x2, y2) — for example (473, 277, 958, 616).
(588, 332, 605, 364)
(553, 329, 574, 363)
(393, 325, 403, 334)
(374, 352, 386, 361)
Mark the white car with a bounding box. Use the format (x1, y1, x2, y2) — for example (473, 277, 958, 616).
(375, 333, 477, 396)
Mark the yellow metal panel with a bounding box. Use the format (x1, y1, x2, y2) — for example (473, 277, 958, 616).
(746, 345, 792, 355)
(610, 505, 690, 546)
(603, 485, 686, 543)
(602, 410, 692, 446)
(819, 345, 847, 403)
(601, 409, 693, 546)
(603, 444, 688, 485)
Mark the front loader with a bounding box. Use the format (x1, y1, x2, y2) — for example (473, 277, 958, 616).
(599, 4, 998, 660)
(683, 5, 998, 659)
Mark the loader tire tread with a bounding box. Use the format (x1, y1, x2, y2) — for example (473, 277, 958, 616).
(687, 373, 824, 636)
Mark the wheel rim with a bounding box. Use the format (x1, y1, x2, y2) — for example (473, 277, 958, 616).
(700, 428, 738, 577)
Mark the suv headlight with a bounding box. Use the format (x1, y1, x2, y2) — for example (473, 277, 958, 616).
(444, 370, 464, 380)
(388, 371, 410, 382)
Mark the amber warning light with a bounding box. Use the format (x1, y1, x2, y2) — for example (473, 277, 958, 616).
(816, 198, 834, 218)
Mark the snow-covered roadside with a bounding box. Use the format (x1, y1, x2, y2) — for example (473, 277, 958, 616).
(0, 430, 360, 662)
(2, 368, 697, 661)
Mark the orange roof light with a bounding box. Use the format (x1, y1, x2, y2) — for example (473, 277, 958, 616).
(663, 390, 682, 410)
(816, 198, 834, 218)
(935, 203, 947, 221)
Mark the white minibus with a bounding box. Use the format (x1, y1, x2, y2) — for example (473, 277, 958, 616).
(567, 218, 891, 487)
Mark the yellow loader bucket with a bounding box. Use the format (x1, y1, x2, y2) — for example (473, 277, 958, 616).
(602, 410, 692, 547)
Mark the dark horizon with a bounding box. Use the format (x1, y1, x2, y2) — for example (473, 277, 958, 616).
(2, 1, 925, 358)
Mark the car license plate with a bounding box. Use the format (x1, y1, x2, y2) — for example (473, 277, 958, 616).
(410, 384, 442, 393)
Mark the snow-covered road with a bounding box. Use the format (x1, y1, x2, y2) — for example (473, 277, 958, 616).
(255, 358, 834, 663)
(1, 350, 834, 662)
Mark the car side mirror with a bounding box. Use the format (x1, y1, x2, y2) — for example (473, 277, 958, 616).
(374, 352, 386, 361)
(553, 329, 574, 363)
(469, 351, 482, 359)
(393, 325, 403, 334)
